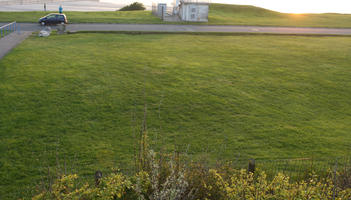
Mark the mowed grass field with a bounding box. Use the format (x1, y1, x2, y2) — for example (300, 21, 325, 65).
(1, 33, 351, 198)
(1, 4, 351, 27)
(208, 4, 351, 27)
(0, 10, 163, 24)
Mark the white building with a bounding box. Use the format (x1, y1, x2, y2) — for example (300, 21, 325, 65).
(178, 0, 209, 22)
(153, 0, 209, 22)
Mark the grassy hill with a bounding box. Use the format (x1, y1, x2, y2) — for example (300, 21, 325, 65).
(1, 33, 351, 198)
(0, 10, 163, 24)
(1, 4, 351, 27)
(209, 4, 351, 27)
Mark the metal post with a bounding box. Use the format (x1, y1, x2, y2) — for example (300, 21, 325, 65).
(332, 160, 338, 200)
(95, 171, 102, 186)
(162, 6, 164, 20)
(248, 159, 255, 174)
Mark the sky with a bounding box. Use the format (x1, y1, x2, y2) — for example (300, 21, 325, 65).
(222, 0, 351, 14)
(101, 0, 351, 14)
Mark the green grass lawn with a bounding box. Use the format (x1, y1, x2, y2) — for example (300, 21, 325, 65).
(0, 10, 163, 24)
(1, 4, 351, 27)
(1, 33, 351, 198)
(209, 4, 351, 27)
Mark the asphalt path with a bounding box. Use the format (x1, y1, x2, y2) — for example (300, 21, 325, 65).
(1, 23, 351, 35)
(0, 31, 32, 59)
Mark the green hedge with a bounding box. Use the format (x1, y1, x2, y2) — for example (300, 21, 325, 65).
(119, 2, 146, 11)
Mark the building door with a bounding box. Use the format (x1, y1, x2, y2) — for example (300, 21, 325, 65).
(189, 5, 197, 21)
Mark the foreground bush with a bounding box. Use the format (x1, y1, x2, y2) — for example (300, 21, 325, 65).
(119, 2, 146, 11)
(32, 130, 351, 199)
(32, 152, 351, 200)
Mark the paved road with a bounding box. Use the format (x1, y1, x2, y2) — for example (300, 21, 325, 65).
(1, 23, 351, 35)
(0, 31, 32, 59)
(0, 1, 123, 11)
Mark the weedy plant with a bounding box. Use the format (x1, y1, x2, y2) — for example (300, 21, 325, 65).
(32, 160, 351, 199)
(32, 132, 351, 200)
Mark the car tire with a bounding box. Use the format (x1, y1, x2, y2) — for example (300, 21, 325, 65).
(60, 22, 65, 25)
(41, 22, 45, 26)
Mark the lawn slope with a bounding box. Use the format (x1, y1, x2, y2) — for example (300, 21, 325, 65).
(209, 4, 351, 27)
(0, 10, 162, 24)
(0, 33, 351, 198)
(1, 4, 351, 27)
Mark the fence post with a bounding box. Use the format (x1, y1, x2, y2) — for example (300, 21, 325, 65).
(248, 159, 255, 174)
(95, 170, 102, 186)
(332, 160, 338, 200)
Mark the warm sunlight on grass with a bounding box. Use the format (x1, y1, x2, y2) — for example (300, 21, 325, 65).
(1, 33, 351, 198)
(291, 13, 304, 16)
(1, 4, 351, 27)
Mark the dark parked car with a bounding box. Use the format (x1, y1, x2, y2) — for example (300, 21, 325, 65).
(39, 13, 67, 25)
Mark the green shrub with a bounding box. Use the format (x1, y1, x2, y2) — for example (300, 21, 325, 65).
(32, 151, 351, 200)
(119, 2, 146, 11)
(32, 168, 351, 200)
(32, 131, 351, 199)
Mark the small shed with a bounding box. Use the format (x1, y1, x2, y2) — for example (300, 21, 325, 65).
(178, 0, 209, 22)
(157, 3, 167, 18)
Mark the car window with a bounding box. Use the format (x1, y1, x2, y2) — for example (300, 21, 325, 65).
(58, 15, 64, 20)
(47, 15, 56, 19)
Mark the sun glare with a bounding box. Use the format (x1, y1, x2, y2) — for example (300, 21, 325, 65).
(291, 13, 303, 16)
(216, 0, 351, 14)
(101, 0, 351, 14)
